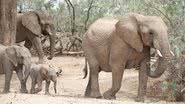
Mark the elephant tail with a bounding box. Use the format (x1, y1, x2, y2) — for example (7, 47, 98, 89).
(83, 58, 88, 79)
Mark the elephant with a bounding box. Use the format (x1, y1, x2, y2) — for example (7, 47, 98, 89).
(16, 11, 56, 64)
(0, 45, 32, 93)
(82, 13, 174, 102)
(30, 63, 62, 94)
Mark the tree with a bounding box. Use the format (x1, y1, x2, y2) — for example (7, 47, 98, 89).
(0, 0, 17, 45)
(65, 0, 76, 35)
(0, 0, 17, 74)
(84, 0, 94, 31)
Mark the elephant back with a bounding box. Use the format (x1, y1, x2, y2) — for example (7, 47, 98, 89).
(86, 18, 118, 47)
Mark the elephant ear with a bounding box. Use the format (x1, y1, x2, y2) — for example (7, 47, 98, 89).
(21, 11, 42, 36)
(115, 15, 143, 52)
(5, 46, 18, 67)
(34, 11, 51, 25)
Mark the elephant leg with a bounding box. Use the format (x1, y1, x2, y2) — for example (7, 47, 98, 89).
(89, 67, 102, 98)
(24, 39, 32, 50)
(85, 67, 101, 98)
(16, 68, 28, 93)
(85, 73, 91, 96)
(30, 78, 36, 94)
(84, 57, 101, 98)
(103, 44, 126, 99)
(135, 60, 148, 102)
(45, 80, 51, 95)
(22, 66, 30, 91)
(35, 80, 42, 93)
(3, 65, 13, 93)
(103, 63, 124, 99)
(30, 37, 46, 64)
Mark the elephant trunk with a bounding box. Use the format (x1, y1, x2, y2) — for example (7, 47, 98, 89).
(147, 57, 170, 78)
(23, 60, 31, 81)
(147, 35, 172, 78)
(20, 60, 31, 93)
(48, 34, 55, 60)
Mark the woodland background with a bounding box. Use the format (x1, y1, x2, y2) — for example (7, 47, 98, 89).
(17, 0, 185, 57)
(0, 0, 185, 101)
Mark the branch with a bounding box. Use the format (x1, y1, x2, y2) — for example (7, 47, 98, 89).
(64, 0, 71, 28)
(84, 0, 94, 31)
(66, 0, 75, 35)
(145, 3, 174, 28)
(62, 51, 84, 56)
(64, 0, 71, 15)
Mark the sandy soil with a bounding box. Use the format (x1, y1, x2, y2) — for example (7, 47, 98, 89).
(0, 56, 183, 104)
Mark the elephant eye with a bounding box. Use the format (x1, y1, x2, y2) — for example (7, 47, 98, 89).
(149, 31, 153, 35)
(20, 56, 24, 59)
(45, 24, 50, 26)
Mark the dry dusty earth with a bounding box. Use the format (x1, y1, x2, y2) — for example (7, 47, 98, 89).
(0, 56, 184, 104)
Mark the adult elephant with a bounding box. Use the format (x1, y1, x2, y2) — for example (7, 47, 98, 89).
(82, 13, 174, 102)
(16, 11, 55, 63)
(0, 45, 32, 93)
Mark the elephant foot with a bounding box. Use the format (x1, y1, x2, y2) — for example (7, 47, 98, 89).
(30, 89, 36, 94)
(135, 96, 144, 102)
(45, 92, 50, 95)
(84, 89, 91, 97)
(20, 88, 28, 93)
(85, 91, 102, 99)
(90, 92, 102, 98)
(35, 88, 42, 93)
(3, 90, 10, 93)
(103, 90, 116, 100)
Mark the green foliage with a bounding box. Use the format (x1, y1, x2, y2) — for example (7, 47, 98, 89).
(17, 0, 185, 100)
(17, 0, 45, 11)
(17, 0, 185, 56)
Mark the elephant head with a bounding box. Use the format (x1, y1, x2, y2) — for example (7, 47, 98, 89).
(21, 11, 55, 60)
(5, 45, 32, 80)
(115, 13, 173, 78)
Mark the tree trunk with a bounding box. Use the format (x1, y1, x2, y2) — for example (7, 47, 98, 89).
(64, 0, 71, 32)
(65, 0, 76, 36)
(0, 0, 17, 74)
(0, 0, 16, 45)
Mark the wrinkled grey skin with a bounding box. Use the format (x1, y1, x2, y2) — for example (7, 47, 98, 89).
(0, 45, 32, 93)
(82, 13, 173, 102)
(16, 11, 56, 64)
(30, 63, 62, 94)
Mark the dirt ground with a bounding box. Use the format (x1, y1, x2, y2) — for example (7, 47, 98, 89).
(0, 56, 183, 104)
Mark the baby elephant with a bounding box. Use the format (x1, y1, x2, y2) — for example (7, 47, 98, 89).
(30, 63, 62, 94)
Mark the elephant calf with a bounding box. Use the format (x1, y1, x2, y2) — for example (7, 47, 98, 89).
(30, 63, 62, 94)
(0, 45, 31, 93)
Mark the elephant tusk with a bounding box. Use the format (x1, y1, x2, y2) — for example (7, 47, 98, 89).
(156, 50, 163, 57)
(181, 87, 185, 93)
(170, 51, 175, 56)
(49, 32, 52, 35)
